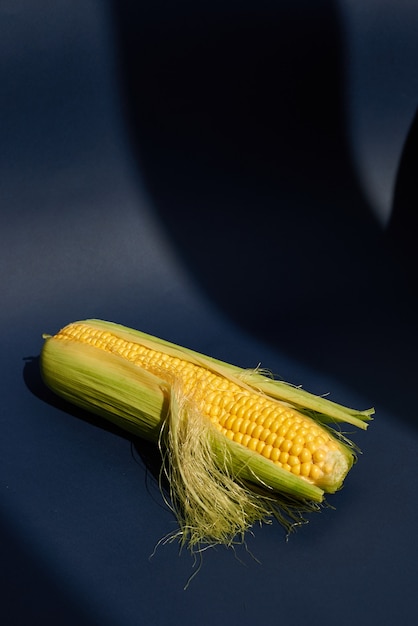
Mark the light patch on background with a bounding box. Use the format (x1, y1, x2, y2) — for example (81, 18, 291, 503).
(339, 0, 418, 227)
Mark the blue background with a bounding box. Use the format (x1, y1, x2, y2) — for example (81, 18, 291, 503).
(1, 1, 417, 624)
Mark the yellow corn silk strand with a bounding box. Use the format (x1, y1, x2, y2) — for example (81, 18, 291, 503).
(40, 319, 374, 551)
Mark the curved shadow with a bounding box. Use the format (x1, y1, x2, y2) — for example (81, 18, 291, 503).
(387, 107, 418, 290)
(109, 1, 417, 423)
(111, 3, 378, 305)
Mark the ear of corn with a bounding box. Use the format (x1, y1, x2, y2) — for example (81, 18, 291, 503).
(40, 319, 374, 551)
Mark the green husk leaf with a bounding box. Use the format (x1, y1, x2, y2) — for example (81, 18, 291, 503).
(81, 319, 374, 429)
(41, 335, 167, 441)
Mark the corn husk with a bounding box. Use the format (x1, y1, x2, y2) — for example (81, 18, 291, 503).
(41, 319, 373, 550)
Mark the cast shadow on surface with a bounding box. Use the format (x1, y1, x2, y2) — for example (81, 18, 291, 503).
(110, 0, 417, 424)
(388, 107, 418, 289)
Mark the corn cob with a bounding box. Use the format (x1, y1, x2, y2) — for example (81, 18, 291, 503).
(40, 319, 373, 550)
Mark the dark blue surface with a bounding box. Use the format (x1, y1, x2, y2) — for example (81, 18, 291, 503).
(1, 2, 418, 624)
